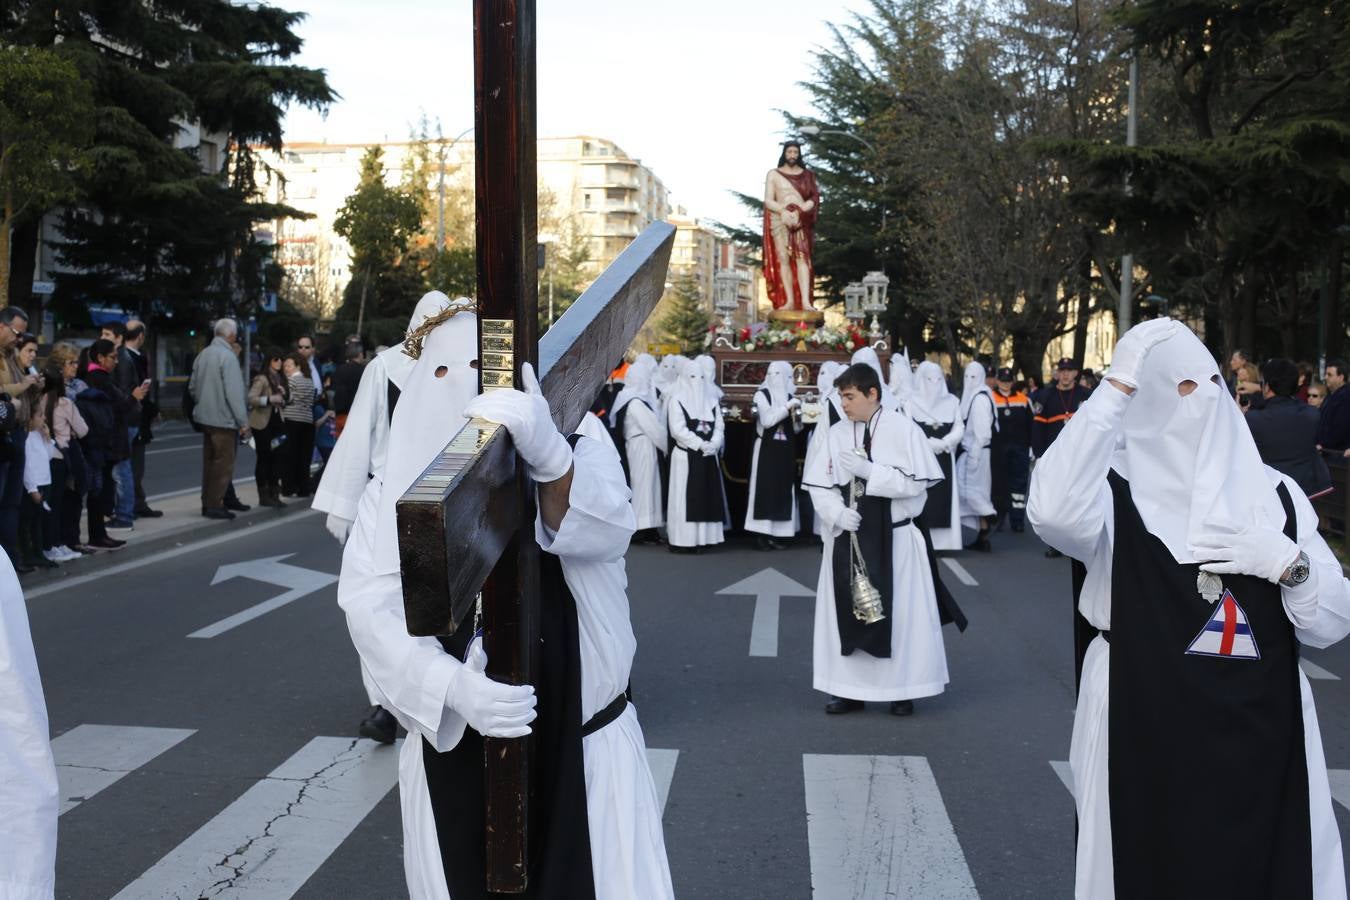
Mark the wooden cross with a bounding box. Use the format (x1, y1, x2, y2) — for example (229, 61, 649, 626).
(394, 1, 674, 891)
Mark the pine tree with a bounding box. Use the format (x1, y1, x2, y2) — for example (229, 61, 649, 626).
(659, 274, 711, 356)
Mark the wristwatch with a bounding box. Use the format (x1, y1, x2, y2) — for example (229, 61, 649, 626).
(1280, 551, 1311, 588)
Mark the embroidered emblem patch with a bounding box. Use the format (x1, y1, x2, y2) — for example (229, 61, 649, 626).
(1185, 590, 1260, 660)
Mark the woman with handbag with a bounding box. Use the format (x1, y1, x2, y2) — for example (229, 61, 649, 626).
(248, 349, 288, 508)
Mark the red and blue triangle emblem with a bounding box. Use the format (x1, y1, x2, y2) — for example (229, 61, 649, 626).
(1186, 589, 1260, 660)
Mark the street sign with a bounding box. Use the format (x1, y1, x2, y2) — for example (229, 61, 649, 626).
(31, 280, 55, 295)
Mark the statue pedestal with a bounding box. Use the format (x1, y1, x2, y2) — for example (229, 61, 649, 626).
(768, 307, 825, 327)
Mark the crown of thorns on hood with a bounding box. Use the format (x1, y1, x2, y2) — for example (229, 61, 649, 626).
(401, 298, 478, 360)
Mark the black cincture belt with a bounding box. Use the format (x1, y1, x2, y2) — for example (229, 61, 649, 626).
(1100, 630, 1110, 643)
(581, 693, 628, 737)
(892, 517, 913, 529)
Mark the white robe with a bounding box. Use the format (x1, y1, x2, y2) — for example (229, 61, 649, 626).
(804, 411, 949, 702)
(338, 437, 673, 900)
(0, 555, 58, 900)
(621, 400, 666, 530)
(1028, 385, 1350, 900)
(912, 404, 964, 551)
(745, 389, 800, 537)
(666, 399, 725, 548)
(958, 391, 995, 524)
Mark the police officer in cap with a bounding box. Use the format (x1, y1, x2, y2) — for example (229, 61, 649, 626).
(1032, 357, 1092, 557)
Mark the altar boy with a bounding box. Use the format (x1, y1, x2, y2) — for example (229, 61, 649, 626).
(802, 363, 950, 716)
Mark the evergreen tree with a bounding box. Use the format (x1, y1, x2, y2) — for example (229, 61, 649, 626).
(2, 0, 335, 324)
(660, 274, 711, 356)
(333, 147, 422, 339)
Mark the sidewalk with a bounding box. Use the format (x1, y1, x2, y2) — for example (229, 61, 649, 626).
(19, 481, 318, 592)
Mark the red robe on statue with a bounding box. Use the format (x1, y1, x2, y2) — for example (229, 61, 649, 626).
(763, 168, 819, 310)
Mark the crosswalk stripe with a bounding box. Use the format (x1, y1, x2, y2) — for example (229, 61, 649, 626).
(112, 737, 398, 900)
(1300, 658, 1340, 681)
(52, 724, 196, 816)
(646, 748, 678, 815)
(940, 558, 979, 587)
(803, 754, 978, 899)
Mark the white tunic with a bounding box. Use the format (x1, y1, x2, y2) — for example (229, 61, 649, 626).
(0, 554, 58, 900)
(337, 438, 674, 899)
(804, 412, 949, 702)
(913, 406, 964, 551)
(1028, 385, 1350, 900)
(745, 390, 800, 537)
(621, 400, 666, 530)
(666, 399, 725, 548)
(957, 391, 995, 523)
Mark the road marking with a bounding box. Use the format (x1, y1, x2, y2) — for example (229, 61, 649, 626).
(145, 444, 203, 456)
(112, 737, 398, 900)
(1049, 760, 1073, 798)
(24, 509, 320, 599)
(52, 724, 196, 815)
(190, 555, 338, 639)
(646, 748, 678, 815)
(940, 558, 978, 586)
(803, 754, 978, 899)
(147, 477, 255, 504)
(1300, 658, 1339, 681)
(716, 568, 815, 657)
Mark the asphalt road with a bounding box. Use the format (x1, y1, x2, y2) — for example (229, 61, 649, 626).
(25, 510, 1350, 898)
(140, 419, 259, 503)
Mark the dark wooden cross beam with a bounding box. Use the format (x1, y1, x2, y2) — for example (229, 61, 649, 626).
(394, 2, 675, 892)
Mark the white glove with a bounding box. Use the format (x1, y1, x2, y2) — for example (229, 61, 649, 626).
(927, 437, 947, 454)
(445, 637, 537, 739)
(1106, 318, 1180, 391)
(325, 513, 354, 544)
(700, 440, 717, 457)
(463, 363, 572, 482)
(837, 450, 873, 480)
(838, 508, 862, 532)
(1194, 527, 1301, 585)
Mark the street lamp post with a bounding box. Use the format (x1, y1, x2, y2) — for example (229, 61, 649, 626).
(861, 270, 890, 349)
(843, 281, 866, 328)
(713, 270, 740, 348)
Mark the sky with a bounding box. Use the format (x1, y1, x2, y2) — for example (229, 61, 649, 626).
(278, 0, 866, 231)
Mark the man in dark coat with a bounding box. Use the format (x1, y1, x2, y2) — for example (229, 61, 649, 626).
(1247, 357, 1332, 498)
(1315, 358, 1350, 455)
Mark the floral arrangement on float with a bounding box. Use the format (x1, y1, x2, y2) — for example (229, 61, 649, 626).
(713, 321, 868, 352)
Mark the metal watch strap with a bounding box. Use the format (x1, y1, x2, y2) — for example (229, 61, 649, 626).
(1280, 551, 1311, 588)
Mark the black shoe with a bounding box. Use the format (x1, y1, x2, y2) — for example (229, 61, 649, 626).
(669, 544, 695, 554)
(770, 538, 791, 550)
(825, 696, 865, 714)
(755, 535, 774, 552)
(14, 563, 35, 574)
(203, 507, 236, 520)
(1011, 523, 1025, 533)
(134, 506, 164, 518)
(359, 706, 398, 745)
(965, 534, 992, 552)
(224, 497, 251, 512)
(890, 700, 915, 716)
(89, 536, 126, 550)
(1044, 547, 1063, 559)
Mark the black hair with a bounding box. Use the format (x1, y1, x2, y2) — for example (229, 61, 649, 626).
(125, 322, 145, 342)
(1232, 348, 1250, 362)
(17, 332, 37, 350)
(103, 321, 126, 338)
(833, 362, 881, 399)
(344, 343, 364, 362)
(1327, 358, 1348, 379)
(89, 338, 116, 361)
(1261, 357, 1299, 397)
(777, 141, 806, 168)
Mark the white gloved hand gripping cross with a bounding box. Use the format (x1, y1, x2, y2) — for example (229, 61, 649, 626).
(445, 637, 538, 739)
(463, 362, 573, 482)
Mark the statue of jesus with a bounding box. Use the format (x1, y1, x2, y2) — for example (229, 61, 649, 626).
(763, 141, 820, 312)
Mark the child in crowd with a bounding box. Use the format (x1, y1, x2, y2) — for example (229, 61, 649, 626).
(21, 400, 58, 567)
(40, 364, 89, 560)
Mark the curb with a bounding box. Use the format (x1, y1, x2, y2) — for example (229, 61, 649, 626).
(19, 499, 319, 593)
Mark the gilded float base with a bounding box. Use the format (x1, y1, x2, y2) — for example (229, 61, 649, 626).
(768, 307, 826, 327)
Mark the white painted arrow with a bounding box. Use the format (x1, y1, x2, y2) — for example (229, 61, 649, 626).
(716, 567, 815, 657)
(189, 554, 338, 639)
